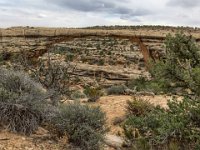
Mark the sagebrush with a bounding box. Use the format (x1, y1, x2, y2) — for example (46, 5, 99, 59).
(49, 102, 107, 150)
(0, 68, 49, 135)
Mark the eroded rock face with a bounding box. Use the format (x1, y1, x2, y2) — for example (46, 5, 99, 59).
(0, 27, 199, 86)
(37, 36, 149, 86)
(1, 27, 199, 61)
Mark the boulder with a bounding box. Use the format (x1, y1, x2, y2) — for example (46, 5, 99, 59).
(105, 134, 124, 149)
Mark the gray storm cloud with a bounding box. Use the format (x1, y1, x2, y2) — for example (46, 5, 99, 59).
(167, 0, 200, 8)
(46, 0, 151, 17)
(0, 0, 199, 27)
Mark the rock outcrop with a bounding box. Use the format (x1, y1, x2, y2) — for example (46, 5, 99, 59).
(1, 27, 199, 65)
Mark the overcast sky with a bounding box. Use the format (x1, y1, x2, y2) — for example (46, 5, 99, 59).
(0, 0, 200, 28)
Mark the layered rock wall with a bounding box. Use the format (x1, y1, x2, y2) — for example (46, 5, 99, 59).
(0, 27, 199, 63)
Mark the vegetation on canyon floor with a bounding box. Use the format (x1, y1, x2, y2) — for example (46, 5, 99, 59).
(0, 32, 200, 149)
(123, 33, 200, 149)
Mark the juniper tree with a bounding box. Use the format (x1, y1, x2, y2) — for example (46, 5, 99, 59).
(150, 32, 200, 95)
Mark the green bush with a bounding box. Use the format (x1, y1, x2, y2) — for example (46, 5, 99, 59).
(149, 32, 200, 95)
(50, 102, 107, 150)
(122, 32, 200, 150)
(127, 77, 170, 94)
(70, 91, 87, 100)
(84, 87, 103, 102)
(107, 85, 127, 95)
(99, 50, 104, 56)
(127, 76, 148, 91)
(123, 97, 200, 149)
(97, 59, 105, 66)
(65, 53, 75, 62)
(127, 33, 200, 96)
(51, 46, 70, 55)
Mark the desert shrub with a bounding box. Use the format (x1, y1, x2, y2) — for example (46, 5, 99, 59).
(0, 50, 11, 61)
(123, 97, 200, 149)
(84, 86, 103, 102)
(65, 53, 75, 62)
(97, 59, 105, 66)
(0, 53, 3, 62)
(147, 79, 170, 94)
(107, 51, 112, 55)
(0, 68, 49, 135)
(127, 77, 170, 94)
(126, 97, 155, 117)
(10, 49, 76, 97)
(0, 103, 42, 135)
(99, 50, 104, 56)
(0, 51, 11, 66)
(51, 46, 70, 55)
(35, 56, 75, 97)
(107, 85, 127, 95)
(50, 102, 107, 150)
(0, 68, 47, 105)
(9, 49, 37, 69)
(127, 76, 148, 91)
(96, 44, 101, 50)
(70, 91, 87, 100)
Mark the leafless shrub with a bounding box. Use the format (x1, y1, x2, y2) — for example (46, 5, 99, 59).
(14, 49, 77, 97)
(36, 54, 76, 95)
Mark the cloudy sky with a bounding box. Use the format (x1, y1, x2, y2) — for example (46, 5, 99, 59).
(0, 0, 200, 28)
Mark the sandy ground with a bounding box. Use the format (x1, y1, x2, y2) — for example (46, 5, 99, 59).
(0, 128, 67, 150)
